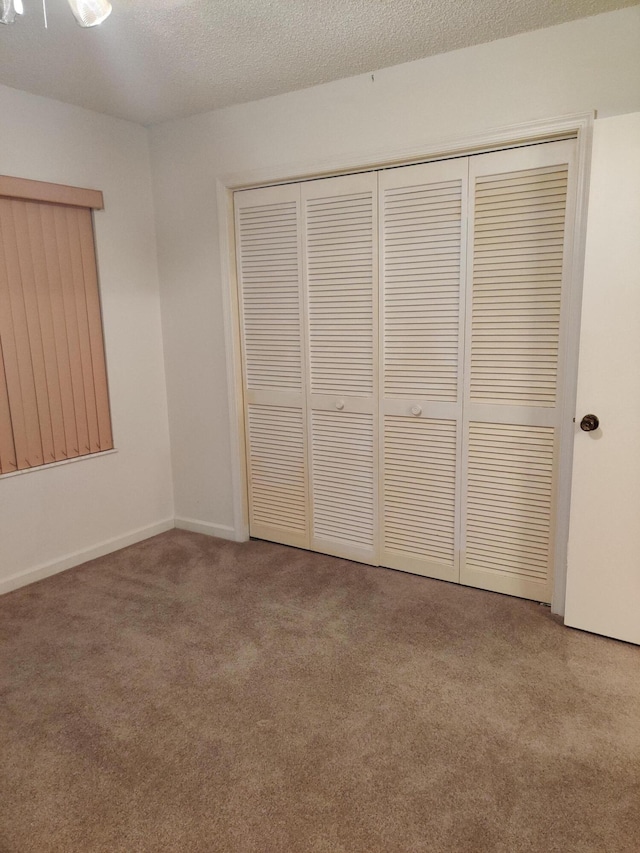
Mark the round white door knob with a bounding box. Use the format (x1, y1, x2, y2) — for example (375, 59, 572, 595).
(411, 405, 422, 416)
(335, 400, 345, 410)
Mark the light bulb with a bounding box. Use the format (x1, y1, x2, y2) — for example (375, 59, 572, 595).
(67, 0, 112, 27)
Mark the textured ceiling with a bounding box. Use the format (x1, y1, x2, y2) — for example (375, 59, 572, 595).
(0, 0, 638, 125)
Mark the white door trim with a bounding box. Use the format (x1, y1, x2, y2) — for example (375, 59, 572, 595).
(217, 111, 594, 615)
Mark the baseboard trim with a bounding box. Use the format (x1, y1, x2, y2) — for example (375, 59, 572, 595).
(174, 517, 242, 542)
(0, 518, 176, 596)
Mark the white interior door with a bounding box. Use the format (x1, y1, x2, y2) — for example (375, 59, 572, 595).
(460, 140, 576, 602)
(378, 159, 468, 582)
(564, 113, 640, 645)
(302, 173, 378, 563)
(235, 183, 309, 549)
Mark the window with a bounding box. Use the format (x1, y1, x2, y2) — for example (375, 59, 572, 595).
(0, 175, 113, 474)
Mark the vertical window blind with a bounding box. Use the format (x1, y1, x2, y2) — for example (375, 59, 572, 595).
(0, 175, 112, 474)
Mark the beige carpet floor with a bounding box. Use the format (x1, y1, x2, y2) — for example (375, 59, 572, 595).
(0, 529, 638, 852)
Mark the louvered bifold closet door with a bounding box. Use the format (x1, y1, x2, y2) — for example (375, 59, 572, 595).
(235, 184, 310, 549)
(460, 140, 576, 602)
(379, 159, 467, 582)
(302, 173, 378, 563)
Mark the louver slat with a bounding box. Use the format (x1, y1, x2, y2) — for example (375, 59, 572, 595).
(465, 422, 554, 582)
(382, 174, 464, 401)
(311, 410, 375, 559)
(247, 405, 308, 545)
(470, 164, 568, 407)
(237, 195, 302, 391)
(383, 417, 457, 576)
(305, 178, 376, 398)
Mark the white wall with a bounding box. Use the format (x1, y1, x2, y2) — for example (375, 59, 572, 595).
(564, 113, 640, 646)
(150, 6, 640, 544)
(0, 84, 174, 592)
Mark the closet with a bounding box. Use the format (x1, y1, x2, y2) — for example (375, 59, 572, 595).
(234, 139, 576, 603)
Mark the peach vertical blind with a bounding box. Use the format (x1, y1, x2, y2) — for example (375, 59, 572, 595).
(0, 175, 112, 474)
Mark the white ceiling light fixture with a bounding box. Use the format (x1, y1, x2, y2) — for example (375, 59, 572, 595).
(0, 0, 111, 27)
(67, 0, 111, 27)
(1, 0, 24, 24)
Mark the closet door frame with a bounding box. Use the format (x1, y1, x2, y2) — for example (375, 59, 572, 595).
(218, 112, 594, 616)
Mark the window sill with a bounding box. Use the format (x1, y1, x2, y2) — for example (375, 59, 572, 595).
(0, 448, 118, 480)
